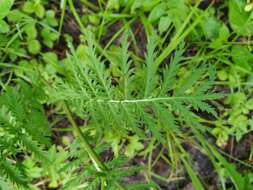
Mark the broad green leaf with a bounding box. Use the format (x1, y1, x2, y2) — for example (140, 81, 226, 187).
(131, 0, 160, 13)
(0, 0, 14, 19)
(43, 10, 58, 27)
(142, 0, 160, 11)
(28, 39, 41, 54)
(22, 1, 34, 14)
(202, 16, 220, 39)
(7, 9, 25, 22)
(229, 115, 248, 141)
(246, 99, 253, 110)
(130, 0, 142, 13)
(158, 15, 172, 33)
(229, 0, 253, 35)
(209, 23, 230, 49)
(41, 28, 59, 48)
(104, 133, 121, 157)
(217, 70, 228, 81)
(166, 0, 189, 30)
(0, 19, 9, 33)
(34, 4, 45, 18)
(231, 45, 253, 71)
(24, 22, 37, 39)
(125, 136, 144, 158)
(148, 3, 166, 23)
(108, 0, 120, 10)
(219, 24, 230, 41)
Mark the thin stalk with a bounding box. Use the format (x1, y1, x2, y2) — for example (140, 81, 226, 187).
(62, 102, 126, 190)
(154, 0, 207, 67)
(94, 95, 221, 104)
(144, 151, 153, 188)
(62, 102, 107, 172)
(101, 177, 107, 190)
(67, 0, 112, 61)
(150, 172, 184, 183)
(68, 0, 85, 32)
(80, 0, 99, 11)
(58, 0, 67, 34)
(103, 18, 135, 51)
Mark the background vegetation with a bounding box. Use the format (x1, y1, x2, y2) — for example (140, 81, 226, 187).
(0, 0, 252, 189)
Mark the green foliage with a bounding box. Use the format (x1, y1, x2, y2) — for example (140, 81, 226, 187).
(39, 31, 232, 189)
(148, 0, 188, 31)
(0, 0, 59, 60)
(229, 0, 253, 35)
(0, 81, 51, 187)
(158, 15, 171, 34)
(213, 92, 253, 146)
(0, 0, 252, 189)
(61, 155, 154, 190)
(28, 39, 41, 54)
(46, 33, 221, 144)
(0, 0, 14, 33)
(22, 0, 45, 18)
(231, 45, 253, 72)
(0, 0, 14, 19)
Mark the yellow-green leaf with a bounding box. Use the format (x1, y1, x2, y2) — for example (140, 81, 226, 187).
(0, 0, 14, 19)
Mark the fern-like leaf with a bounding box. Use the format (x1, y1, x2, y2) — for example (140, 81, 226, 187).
(0, 156, 27, 186)
(0, 81, 51, 186)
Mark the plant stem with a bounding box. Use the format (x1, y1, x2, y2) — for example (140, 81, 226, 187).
(58, 0, 67, 34)
(67, 0, 85, 32)
(62, 102, 107, 172)
(80, 0, 99, 11)
(63, 102, 126, 190)
(154, 0, 206, 67)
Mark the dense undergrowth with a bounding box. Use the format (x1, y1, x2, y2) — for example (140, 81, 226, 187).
(0, 0, 252, 189)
